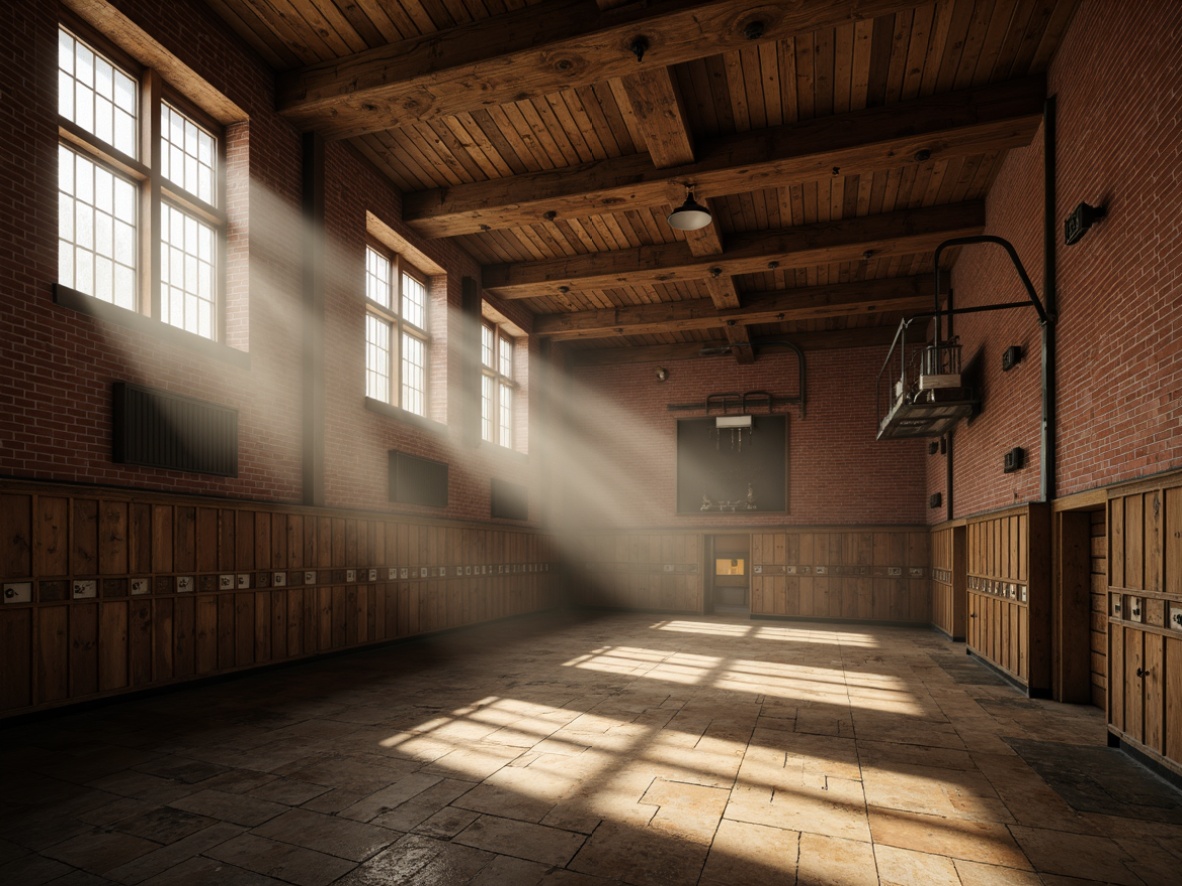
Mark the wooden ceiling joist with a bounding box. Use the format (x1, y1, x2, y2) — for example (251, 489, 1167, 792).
(277, 0, 928, 139)
(620, 66, 696, 168)
(565, 326, 901, 365)
(403, 77, 1044, 238)
(534, 275, 934, 340)
(725, 324, 755, 363)
(704, 275, 742, 310)
(482, 202, 983, 299)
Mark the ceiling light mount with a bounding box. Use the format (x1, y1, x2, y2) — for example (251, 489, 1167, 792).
(667, 188, 712, 231)
(743, 21, 766, 40)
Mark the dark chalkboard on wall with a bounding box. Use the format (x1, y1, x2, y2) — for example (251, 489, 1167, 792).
(676, 416, 787, 515)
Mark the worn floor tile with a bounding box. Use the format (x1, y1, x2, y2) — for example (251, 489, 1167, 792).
(797, 833, 878, 886)
(0, 852, 75, 885)
(873, 843, 959, 885)
(335, 833, 495, 885)
(167, 790, 287, 828)
(453, 814, 587, 866)
(413, 806, 481, 839)
(137, 855, 285, 885)
(699, 818, 798, 885)
(205, 833, 356, 886)
(952, 858, 1043, 885)
(105, 822, 246, 885)
(1007, 825, 1141, 885)
(568, 820, 709, 885)
(369, 778, 474, 832)
(113, 807, 220, 845)
(4, 612, 1181, 886)
(641, 778, 729, 843)
(41, 829, 160, 876)
(867, 807, 1031, 869)
(337, 772, 443, 823)
(250, 808, 396, 861)
(450, 779, 555, 824)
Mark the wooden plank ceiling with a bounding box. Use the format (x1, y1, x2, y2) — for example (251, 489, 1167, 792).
(204, 0, 1078, 364)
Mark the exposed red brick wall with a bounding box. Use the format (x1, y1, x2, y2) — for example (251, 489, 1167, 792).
(1, 0, 304, 501)
(1049, 0, 1182, 494)
(941, 128, 1047, 520)
(562, 347, 928, 528)
(936, 0, 1182, 519)
(0, 0, 541, 525)
(317, 144, 539, 521)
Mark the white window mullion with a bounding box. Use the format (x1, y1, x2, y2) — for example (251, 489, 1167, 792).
(142, 68, 162, 320)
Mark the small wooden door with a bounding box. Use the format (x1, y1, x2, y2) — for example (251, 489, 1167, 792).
(711, 535, 750, 613)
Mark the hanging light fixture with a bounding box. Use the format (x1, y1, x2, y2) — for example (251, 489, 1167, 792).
(667, 188, 712, 231)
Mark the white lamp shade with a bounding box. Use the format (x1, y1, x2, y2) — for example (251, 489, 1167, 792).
(667, 193, 712, 231)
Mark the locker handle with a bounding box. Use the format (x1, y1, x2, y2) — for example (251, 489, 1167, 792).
(1136, 667, 1150, 678)
(970, 612, 977, 618)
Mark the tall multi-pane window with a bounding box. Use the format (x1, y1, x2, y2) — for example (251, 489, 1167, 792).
(365, 246, 429, 416)
(481, 321, 516, 447)
(57, 25, 224, 340)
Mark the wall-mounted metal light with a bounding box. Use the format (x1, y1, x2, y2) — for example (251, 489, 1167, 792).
(1064, 201, 1106, 245)
(1001, 345, 1024, 371)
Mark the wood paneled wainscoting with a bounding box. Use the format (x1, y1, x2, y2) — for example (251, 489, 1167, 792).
(965, 504, 1051, 694)
(749, 528, 929, 623)
(573, 532, 704, 613)
(1106, 474, 1182, 776)
(0, 481, 561, 718)
(572, 527, 928, 623)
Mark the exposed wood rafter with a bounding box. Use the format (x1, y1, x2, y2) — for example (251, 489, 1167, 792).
(277, 0, 928, 139)
(482, 202, 984, 299)
(565, 326, 901, 365)
(535, 276, 934, 340)
(404, 77, 1044, 237)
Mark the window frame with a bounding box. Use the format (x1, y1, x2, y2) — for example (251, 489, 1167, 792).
(481, 318, 519, 449)
(56, 18, 227, 342)
(364, 243, 431, 417)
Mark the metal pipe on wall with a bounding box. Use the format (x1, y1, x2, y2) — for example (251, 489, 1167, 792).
(1041, 96, 1058, 503)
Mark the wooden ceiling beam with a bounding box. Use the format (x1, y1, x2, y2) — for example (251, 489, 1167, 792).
(725, 324, 755, 363)
(535, 275, 934, 340)
(704, 274, 741, 309)
(621, 65, 731, 258)
(277, 0, 927, 139)
(619, 66, 734, 255)
(620, 67, 696, 168)
(684, 211, 726, 256)
(482, 202, 982, 299)
(404, 76, 1043, 237)
(565, 326, 900, 365)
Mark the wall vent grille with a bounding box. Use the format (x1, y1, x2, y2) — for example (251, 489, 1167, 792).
(113, 382, 238, 477)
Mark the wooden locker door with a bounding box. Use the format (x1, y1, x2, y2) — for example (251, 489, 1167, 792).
(1143, 631, 1165, 753)
(1123, 626, 1144, 743)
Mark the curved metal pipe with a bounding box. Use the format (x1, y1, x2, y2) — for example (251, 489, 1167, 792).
(750, 339, 807, 418)
(933, 235, 1052, 331)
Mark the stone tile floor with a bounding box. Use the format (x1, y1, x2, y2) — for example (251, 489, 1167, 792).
(2, 611, 1181, 885)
